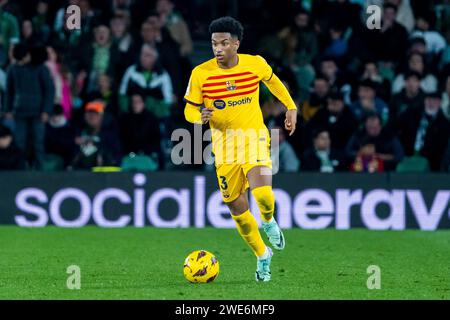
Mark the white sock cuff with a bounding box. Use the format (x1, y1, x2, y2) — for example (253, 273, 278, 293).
(257, 246, 270, 260)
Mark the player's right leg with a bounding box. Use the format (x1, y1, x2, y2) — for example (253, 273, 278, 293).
(226, 192, 273, 282)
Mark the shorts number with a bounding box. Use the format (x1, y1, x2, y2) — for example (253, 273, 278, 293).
(219, 176, 228, 190)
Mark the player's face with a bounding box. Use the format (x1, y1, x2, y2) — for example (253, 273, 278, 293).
(211, 33, 239, 65)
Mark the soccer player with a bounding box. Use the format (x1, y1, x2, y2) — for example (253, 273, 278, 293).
(184, 17, 297, 282)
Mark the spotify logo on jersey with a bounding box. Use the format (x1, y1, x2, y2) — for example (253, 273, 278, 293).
(213, 97, 253, 109)
(213, 100, 226, 109)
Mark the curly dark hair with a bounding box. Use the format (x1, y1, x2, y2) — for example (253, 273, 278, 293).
(209, 16, 244, 41)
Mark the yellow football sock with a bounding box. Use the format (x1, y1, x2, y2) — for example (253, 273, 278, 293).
(232, 210, 266, 257)
(251, 185, 275, 223)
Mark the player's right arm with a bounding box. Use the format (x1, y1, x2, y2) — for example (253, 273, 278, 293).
(184, 69, 213, 124)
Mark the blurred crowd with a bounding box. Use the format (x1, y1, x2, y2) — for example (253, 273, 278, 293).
(0, 0, 449, 173)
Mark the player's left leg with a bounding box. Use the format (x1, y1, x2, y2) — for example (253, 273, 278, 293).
(227, 193, 267, 257)
(247, 166, 285, 250)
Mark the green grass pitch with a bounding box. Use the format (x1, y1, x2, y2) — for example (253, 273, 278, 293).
(0, 226, 449, 299)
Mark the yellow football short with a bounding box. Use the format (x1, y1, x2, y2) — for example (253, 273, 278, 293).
(216, 159, 272, 203)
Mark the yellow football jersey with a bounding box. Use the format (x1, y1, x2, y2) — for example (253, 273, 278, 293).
(184, 54, 275, 164)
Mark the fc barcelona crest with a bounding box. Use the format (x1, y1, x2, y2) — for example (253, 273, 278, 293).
(226, 80, 237, 91)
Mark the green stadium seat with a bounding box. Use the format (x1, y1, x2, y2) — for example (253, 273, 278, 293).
(396, 156, 430, 172)
(121, 154, 158, 172)
(41, 154, 65, 171)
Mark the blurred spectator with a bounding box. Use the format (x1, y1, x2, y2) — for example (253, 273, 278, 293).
(441, 75, 450, 121)
(350, 79, 389, 123)
(140, 15, 181, 96)
(0, 0, 448, 174)
(301, 128, 346, 172)
(45, 104, 76, 167)
(408, 36, 428, 56)
(346, 113, 404, 171)
(271, 124, 300, 173)
(390, 70, 425, 119)
(119, 94, 162, 166)
(361, 3, 409, 65)
(156, 0, 193, 58)
(411, 15, 447, 56)
(88, 73, 118, 115)
(111, 0, 133, 12)
(49, 3, 83, 64)
(156, 0, 193, 98)
(53, 0, 98, 39)
(397, 92, 450, 171)
(306, 91, 358, 150)
(386, 0, 415, 32)
(312, 0, 362, 35)
(110, 11, 135, 79)
(350, 140, 384, 173)
(407, 37, 439, 74)
(387, 0, 415, 32)
(5, 44, 55, 169)
(71, 100, 121, 169)
(360, 60, 392, 103)
(323, 23, 348, 60)
(32, 0, 51, 44)
(392, 52, 438, 94)
(46, 46, 73, 119)
(21, 20, 42, 47)
(110, 11, 133, 53)
(53, 0, 78, 33)
(277, 8, 318, 98)
(319, 57, 350, 93)
(0, 123, 25, 170)
(78, 24, 120, 94)
(119, 44, 173, 119)
(301, 76, 330, 123)
(0, 0, 20, 67)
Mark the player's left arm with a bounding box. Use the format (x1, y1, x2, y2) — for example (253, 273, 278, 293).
(258, 56, 298, 136)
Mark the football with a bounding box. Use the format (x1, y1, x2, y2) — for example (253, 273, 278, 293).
(183, 250, 220, 283)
